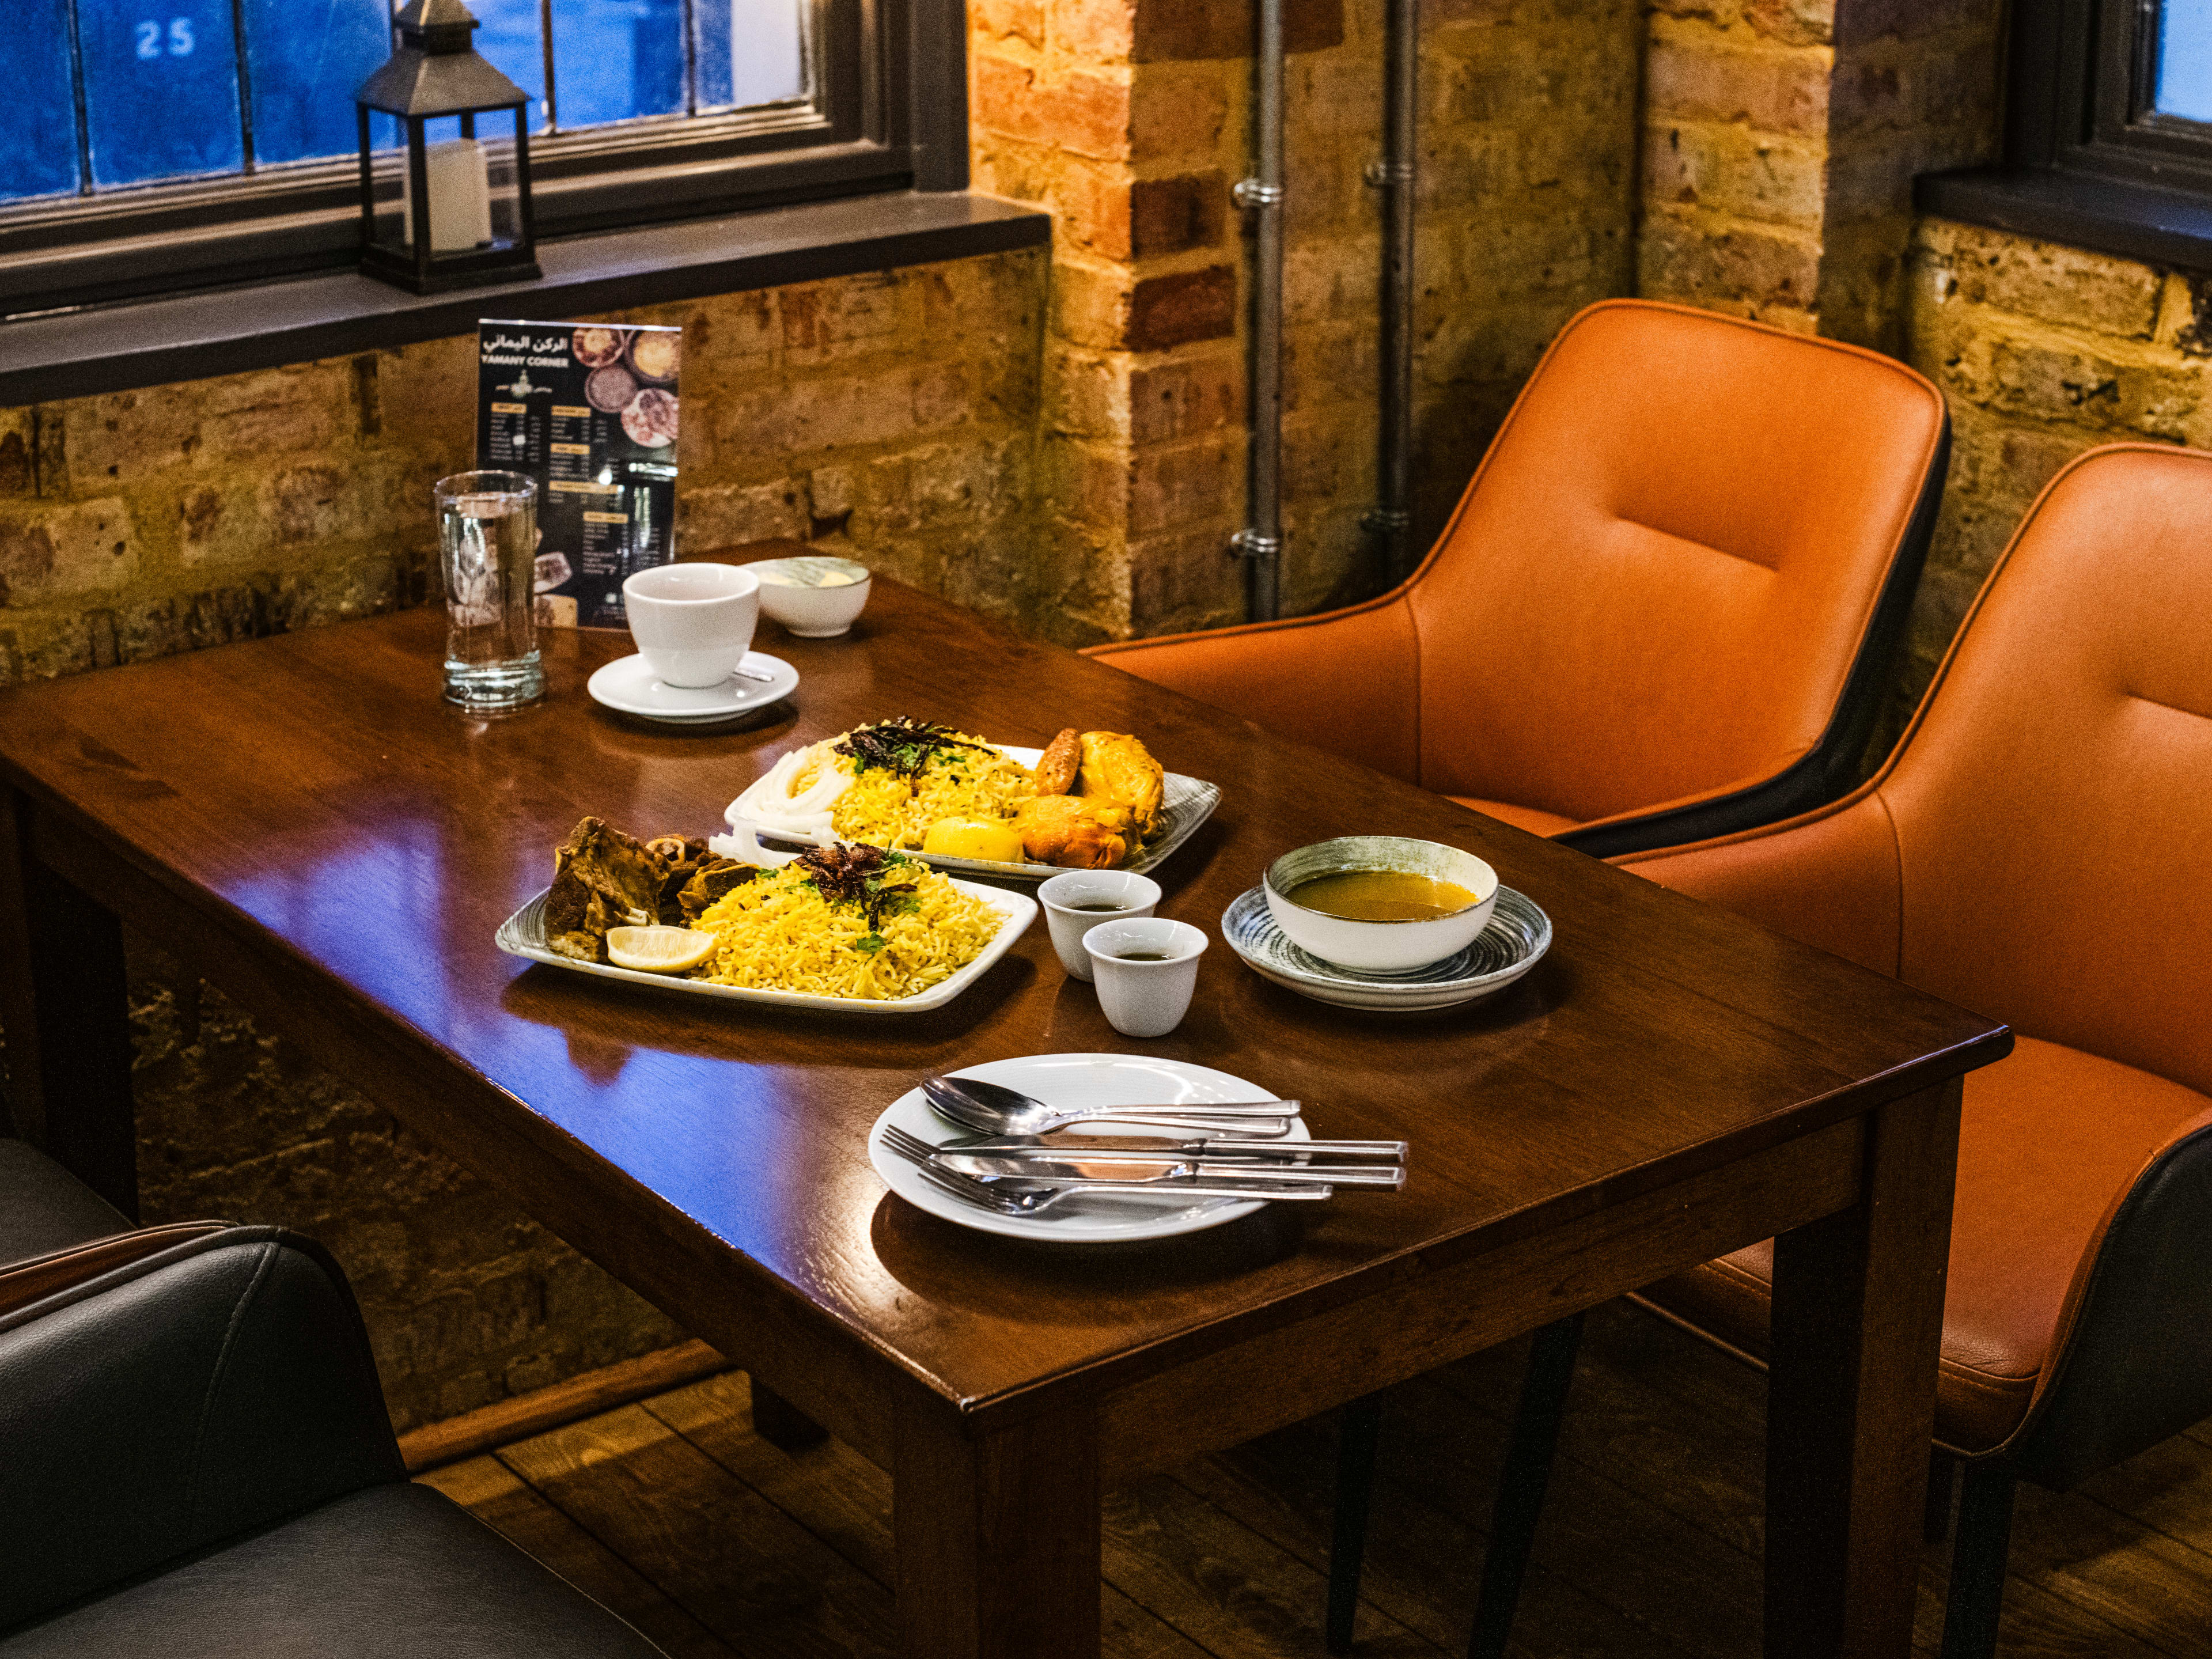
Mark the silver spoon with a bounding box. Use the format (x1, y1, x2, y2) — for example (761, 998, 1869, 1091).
(921, 1074, 1299, 1139)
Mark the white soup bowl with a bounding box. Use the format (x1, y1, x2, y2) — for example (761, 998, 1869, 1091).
(747, 555, 873, 638)
(1263, 836, 1498, 974)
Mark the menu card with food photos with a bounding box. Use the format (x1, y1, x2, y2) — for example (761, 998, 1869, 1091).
(476, 320, 682, 629)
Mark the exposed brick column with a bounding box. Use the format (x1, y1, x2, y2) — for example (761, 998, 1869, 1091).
(1817, 0, 2001, 351)
(974, 0, 1644, 640)
(1639, 0, 1838, 331)
(1637, 0, 1999, 346)
(971, 0, 1344, 643)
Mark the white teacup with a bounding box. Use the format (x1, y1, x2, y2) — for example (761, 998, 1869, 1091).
(1083, 918, 1207, 1039)
(1039, 870, 1162, 982)
(623, 563, 760, 688)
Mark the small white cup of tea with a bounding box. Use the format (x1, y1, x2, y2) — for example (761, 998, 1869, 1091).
(623, 563, 759, 688)
(1039, 870, 1162, 982)
(1083, 917, 1207, 1038)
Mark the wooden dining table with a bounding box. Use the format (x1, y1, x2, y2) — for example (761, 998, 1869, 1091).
(0, 578, 2009, 1659)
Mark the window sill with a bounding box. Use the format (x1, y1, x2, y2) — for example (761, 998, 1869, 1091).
(0, 190, 1050, 407)
(1915, 165, 2212, 272)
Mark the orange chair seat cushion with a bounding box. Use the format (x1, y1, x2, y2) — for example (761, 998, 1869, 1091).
(1444, 797, 1579, 838)
(1642, 1035, 2212, 1455)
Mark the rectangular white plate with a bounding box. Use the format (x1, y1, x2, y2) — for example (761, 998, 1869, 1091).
(495, 878, 1037, 1014)
(747, 745, 1222, 884)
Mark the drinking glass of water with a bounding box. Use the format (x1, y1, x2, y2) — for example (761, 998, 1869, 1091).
(435, 471, 544, 711)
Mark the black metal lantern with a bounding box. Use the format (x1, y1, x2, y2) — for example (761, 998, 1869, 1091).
(354, 0, 540, 294)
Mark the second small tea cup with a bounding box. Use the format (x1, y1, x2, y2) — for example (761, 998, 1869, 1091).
(623, 562, 759, 688)
(1083, 917, 1207, 1038)
(1039, 870, 1162, 982)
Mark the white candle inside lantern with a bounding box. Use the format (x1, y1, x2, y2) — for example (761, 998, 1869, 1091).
(400, 137, 495, 252)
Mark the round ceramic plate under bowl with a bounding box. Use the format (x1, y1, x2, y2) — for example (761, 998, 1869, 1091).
(868, 1053, 1312, 1244)
(586, 652, 798, 723)
(1221, 884, 1552, 1011)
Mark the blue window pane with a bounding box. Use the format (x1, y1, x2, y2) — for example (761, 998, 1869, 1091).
(554, 0, 685, 128)
(244, 0, 392, 165)
(471, 0, 551, 132)
(2159, 2, 2212, 122)
(694, 0, 806, 112)
(78, 0, 244, 185)
(0, 0, 81, 202)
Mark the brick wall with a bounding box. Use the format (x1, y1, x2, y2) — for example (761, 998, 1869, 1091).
(1638, 0, 1999, 347)
(1891, 220, 2212, 743)
(972, 0, 1642, 639)
(0, 251, 1043, 683)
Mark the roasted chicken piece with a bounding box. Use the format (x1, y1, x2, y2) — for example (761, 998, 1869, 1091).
(1014, 794, 1134, 869)
(546, 817, 668, 962)
(1032, 728, 1082, 796)
(1074, 732, 1165, 837)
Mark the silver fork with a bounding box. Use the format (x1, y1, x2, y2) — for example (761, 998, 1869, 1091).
(881, 1124, 1332, 1206)
(911, 1164, 1064, 1217)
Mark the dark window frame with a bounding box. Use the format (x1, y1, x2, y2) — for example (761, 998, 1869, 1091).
(1918, 0, 2212, 271)
(2022, 0, 2212, 186)
(1, 0, 969, 321)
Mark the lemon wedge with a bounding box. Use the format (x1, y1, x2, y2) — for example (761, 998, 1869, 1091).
(922, 817, 1026, 862)
(606, 926, 717, 974)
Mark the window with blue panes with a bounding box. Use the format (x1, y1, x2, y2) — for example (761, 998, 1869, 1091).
(2158, 1, 2212, 124)
(2, 0, 809, 207)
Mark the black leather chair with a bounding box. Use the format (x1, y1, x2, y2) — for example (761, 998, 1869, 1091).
(0, 1195, 668, 1657)
(0, 1138, 131, 1267)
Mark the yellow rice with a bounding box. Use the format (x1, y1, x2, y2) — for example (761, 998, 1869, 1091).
(824, 733, 1037, 850)
(691, 862, 1001, 1000)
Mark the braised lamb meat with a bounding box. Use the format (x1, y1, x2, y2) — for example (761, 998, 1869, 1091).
(676, 858, 756, 922)
(546, 818, 668, 962)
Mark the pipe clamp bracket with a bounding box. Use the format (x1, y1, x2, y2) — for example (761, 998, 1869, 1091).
(1363, 161, 1415, 188)
(1229, 529, 1283, 562)
(1232, 179, 1286, 210)
(1361, 508, 1412, 533)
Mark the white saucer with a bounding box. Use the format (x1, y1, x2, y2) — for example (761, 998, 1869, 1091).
(586, 652, 798, 722)
(868, 1054, 1311, 1244)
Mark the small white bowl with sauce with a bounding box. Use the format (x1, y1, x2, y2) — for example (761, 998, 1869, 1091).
(745, 554, 872, 637)
(1263, 836, 1499, 974)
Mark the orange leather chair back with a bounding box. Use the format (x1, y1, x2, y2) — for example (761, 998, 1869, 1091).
(1410, 301, 1947, 821)
(1877, 445, 2212, 1097)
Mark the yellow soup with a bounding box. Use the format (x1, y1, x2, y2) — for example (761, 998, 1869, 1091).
(1286, 869, 1479, 922)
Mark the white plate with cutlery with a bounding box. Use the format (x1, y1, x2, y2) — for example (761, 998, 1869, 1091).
(869, 1054, 1311, 1243)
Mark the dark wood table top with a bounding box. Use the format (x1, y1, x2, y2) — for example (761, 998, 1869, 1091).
(0, 582, 2008, 1419)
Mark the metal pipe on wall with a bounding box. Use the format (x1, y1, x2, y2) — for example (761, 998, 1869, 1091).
(1233, 0, 1286, 623)
(1367, 0, 1418, 586)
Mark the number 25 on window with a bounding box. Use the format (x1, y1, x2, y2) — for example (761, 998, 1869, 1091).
(135, 18, 196, 59)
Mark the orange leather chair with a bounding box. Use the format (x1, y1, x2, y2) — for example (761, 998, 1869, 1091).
(1085, 300, 1952, 857)
(1331, 445, 2212, 1659)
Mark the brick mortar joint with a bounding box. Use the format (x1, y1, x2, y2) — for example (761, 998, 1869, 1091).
(1919, 300, 2198, 359)
(1643, 113, 1830, 153)
(1642, 199, 1826, 242)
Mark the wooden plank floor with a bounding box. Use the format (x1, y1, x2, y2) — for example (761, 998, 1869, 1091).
(417, 1300, 2212, 1657)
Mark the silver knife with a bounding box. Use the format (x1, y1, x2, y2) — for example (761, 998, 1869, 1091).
(935, 1152, 1404, 1190)
(948, 1134, 1408, 1161)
